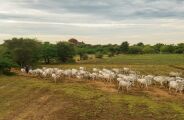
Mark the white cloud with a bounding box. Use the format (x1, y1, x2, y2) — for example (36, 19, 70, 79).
(0, 0, 184, 44)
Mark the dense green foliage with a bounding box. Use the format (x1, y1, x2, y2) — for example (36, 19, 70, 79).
(0, 37, 183, 67)
(41, 42, 57, 64)
(75, 41, 184, 57)
(142, 45, 155, 54)
(4, 38, 41, 66)
(128, 46, 143, 54)
(0, 58, 17, 75)
(119, 41, 129, 53)
(56, 42, 76, 63)
(0, 45, 17, 74)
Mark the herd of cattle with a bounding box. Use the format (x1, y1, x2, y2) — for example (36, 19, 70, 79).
(21, 67, 184, 94)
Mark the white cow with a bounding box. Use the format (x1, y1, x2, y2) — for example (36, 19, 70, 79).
(21, 68, 25, 73)
(169, 81, 184, 93)
(118, 80, 132, 92)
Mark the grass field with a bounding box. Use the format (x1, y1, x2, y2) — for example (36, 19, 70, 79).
(0, 54, 184, 120)
(45, 54, 184, 76)
(80, 54, 184, 65)
(0, 75, 184, 120)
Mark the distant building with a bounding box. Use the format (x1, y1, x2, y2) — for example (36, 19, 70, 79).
(68, 38, 84, 45)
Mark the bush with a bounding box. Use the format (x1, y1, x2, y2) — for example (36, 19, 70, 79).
(143, 46, 155, 54)
(128, 46, 143, 54)
(153, 43, 164, 53)
(119, 41, 129, 53)
(174, 43, 184, 54)
(4, 38, 41, 66)
(81, 54, 88, 60)
(0, 57, 17, 75)
(95, 52, 103, 59)
(56, 42, 76, 63)
(108, 52, 115, 57)
(174, 48, 184, 54)
(160, 45, 175, 53)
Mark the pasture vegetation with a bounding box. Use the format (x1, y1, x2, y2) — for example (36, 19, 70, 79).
(0, 75, 184, 120)
(45, 54, 184, 76)
(1, 38, 184, 66)
(80, 54, 184, 65)
(0, 38, 184, 120)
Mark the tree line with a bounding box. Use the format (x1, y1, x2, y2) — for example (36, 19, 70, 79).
(0, 38, 183, 74)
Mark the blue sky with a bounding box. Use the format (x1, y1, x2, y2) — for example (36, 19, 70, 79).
(0, 0, 184, 44)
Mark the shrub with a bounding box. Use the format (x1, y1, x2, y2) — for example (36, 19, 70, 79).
(108, 52, 115, 57)
(95, 52, 103, 59)
(0, 57, 17, 75)
(160, 45, 175, 53)
(56, 42, 76, 63)
(128, 46, 143, 54)
(143, 46, 155, 54)
(81, 54, 88, 60)
(119, 41, 129, 53)
(174, 43, 184, 54)
(4, 38, 41, 67)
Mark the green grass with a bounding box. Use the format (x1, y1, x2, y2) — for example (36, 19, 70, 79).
(0, 75, 184, 120)
(80, 54, 184, 65)
(43, 54, 184, 76)
(1, 54, 183, 119)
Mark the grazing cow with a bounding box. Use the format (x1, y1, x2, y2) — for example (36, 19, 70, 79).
(169, 81, 184, 93)
(118, 80, 132, 92)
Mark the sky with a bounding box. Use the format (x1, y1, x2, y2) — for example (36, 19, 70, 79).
(0, 0, 184, 45)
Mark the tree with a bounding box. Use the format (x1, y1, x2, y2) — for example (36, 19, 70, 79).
(75, 45, 88, 60)
(56, 42, 76, 63)
(128, 46, 143, 54)
(41, 42, 57, 64)
(153, 43, 164, 53)
(136, 42, 144, 47)
(0, 57, 17, 75)
(76, 48, 88, 60)
(160, 45, 175, 53)
(143, 45, 155, 54)
(0, 45, 6, 55)
(119, 41, 129, 53)
(0, 45, 17, 75)
(174, 43, 184, 54)
(4, 38, 41, 66)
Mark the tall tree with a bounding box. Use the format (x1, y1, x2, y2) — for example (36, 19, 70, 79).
(136, 42, 144, 47)
(175, 43, 184, 53)
(0, 45, 17, 74)
(41, 42, 57, 64)
(119, 41, 129, 53)
(160, 45, 175, 53)
(143, 45, 155, 54)
(56, 42, 76, 63)
(153, 43, 164, 53)
(4, 38, 41, 66)
(128, 46, 143, 54)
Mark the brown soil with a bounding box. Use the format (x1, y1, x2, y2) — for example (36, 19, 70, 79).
(88, 81, 118, 93)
